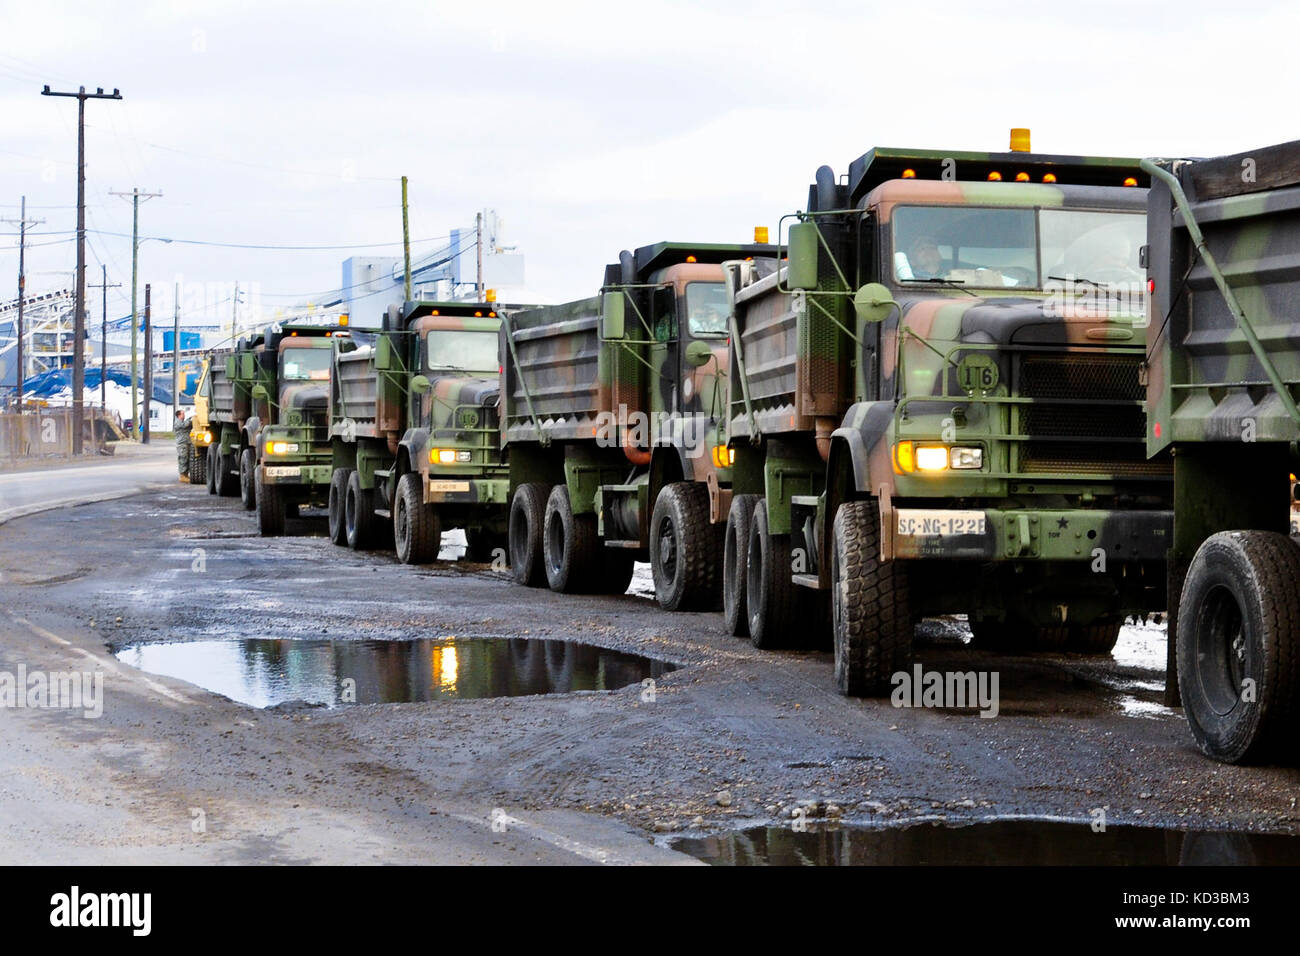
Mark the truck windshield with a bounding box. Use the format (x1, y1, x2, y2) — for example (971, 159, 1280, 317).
(892, 206, 1144, 291)
(685, 282, 729, 336)
(426, 329, 498, 372)
(280, 347, 331, 381)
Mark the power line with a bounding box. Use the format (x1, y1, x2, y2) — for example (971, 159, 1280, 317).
(81, 228, 459, 251)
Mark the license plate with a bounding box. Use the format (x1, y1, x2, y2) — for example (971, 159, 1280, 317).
(265, 466, 301, 478)
(896, 509, 986, 537)
(428, 480, 470, 493)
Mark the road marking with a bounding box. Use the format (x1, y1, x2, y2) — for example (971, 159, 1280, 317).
(7, 613, 190, 705)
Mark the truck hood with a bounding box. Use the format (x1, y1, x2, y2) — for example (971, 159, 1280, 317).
(280, 382, 329, 413)
(895, 292, 1146, 349)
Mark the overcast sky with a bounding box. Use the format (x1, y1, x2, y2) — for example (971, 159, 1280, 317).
(2, 0, 1298, 334)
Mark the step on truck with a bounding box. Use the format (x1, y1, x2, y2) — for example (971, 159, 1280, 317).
(725, 132, 1174, 692)
(329, 300, 508, 562)
(1143, 141, 1300, 763)
(502, 239, 773, 605)
(203, 319, 354, 534)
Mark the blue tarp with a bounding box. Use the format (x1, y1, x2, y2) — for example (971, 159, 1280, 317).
(19, 366, 174, 405)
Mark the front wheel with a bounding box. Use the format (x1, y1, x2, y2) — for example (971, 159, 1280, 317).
(1177, 531, 1300, 764)
(650, 482, 721, 611)
(205, 445, 218, 494)
(831, 500, 911, 696)
(394, 472, 440, 564)
(344, 470, 380, 551)
(255, 469, 285, 536)
(239, 448, 257, 511)
(189, 441, 207, 486)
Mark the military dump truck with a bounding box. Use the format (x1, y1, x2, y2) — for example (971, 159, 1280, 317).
(723, 135, 1174, 696)
(204, 320, 353, 534)
(1143, 141, 1300, 763)
(502, 240, 771, 606)
(329, 300, 507, 562)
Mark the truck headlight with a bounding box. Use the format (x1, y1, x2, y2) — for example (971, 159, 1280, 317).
(266, 440, 299, 455)
(893, 441, 983, 473)
(429, 448, 471, 464)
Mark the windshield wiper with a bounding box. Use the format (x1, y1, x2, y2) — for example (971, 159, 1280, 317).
(900, 277, 977, 296)
(1046, 274, 1140, 292)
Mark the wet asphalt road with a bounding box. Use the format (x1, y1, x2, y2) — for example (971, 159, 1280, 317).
(1, 471, 1298, 864)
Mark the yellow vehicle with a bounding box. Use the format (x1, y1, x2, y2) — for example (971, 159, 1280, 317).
(182, 356, 215, 486)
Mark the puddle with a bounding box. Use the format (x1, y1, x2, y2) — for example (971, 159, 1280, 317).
(113, 636, 676, 708)
(669, 820, 1300, 866)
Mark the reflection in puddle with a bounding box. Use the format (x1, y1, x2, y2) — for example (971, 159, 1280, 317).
(113, 637, 675, 708)
(670, 820, 1300, 866)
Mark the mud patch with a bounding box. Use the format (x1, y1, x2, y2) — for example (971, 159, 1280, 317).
(113, 636, 677, 708)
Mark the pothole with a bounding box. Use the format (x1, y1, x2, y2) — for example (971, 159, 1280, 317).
(111, 636, 677, 708)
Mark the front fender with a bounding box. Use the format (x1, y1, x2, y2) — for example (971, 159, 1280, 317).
(243, 415, 263, 451)
(399, 427, 430, 475)
(832, 401, 896, 493)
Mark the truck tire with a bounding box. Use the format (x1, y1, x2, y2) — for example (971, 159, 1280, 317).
(345, 470, 380, 551)
(745, 500, 800, 649)
(205, 445, 217, 495)
(327, 469, 350, 546)
(831, 500, 911, 696)
(189, 441, 207, 486)
(239, 447, 257, 511)
(543, 485, 599, 593)
(1177, 530, 1300, 764)
(1068, 620, 1123, 655)
(394, 472, 440, 564)
(255, 468, 285, 536)
(214, 450, 239, 497)
(650, 482, 722, 612)
(723, 494, 760, 636)
(509, 483, 550, 587)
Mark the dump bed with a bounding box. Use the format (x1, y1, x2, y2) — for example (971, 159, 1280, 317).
(207, 351, 244, 424)
(728, 264, 851, 440)
(1146, 139, 1300, 454)
(501, 295, 645, 445)
(332, 346, 402, 441)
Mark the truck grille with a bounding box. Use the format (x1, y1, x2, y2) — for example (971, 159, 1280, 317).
(1017, 352, 1167, 478)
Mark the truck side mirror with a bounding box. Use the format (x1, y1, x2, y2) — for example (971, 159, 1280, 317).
(684, 340, 714, 368)
(602, 291, 626, 340)
(409, 374, 431, 395)
(251, 384, 269, 401)
(239, 353, 256, 379)
(853, 283, 898, 324)
(225, 356, 236, 378)
(787, 221, 820, 291)
(375, 335, 393, 371)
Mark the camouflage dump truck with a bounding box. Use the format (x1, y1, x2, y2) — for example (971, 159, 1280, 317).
(1143, 141, 1300, 763)
(502, 240, 771, 606)
(329, 300, 507, 562)
(205, 320, 353, 534)
(724, 136, 1173, 696)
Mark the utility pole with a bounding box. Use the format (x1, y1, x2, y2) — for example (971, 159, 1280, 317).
(232, 281, 240, 343)
(401, 176, 412, 302)
(88, 266, 120, 412)
(109, 187, 162, 439)
(142, 283, 151, 443)
(1, 196, 42, 408)
(475, 211, 484, 300)
(42, 84, 122, 455)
